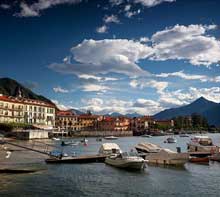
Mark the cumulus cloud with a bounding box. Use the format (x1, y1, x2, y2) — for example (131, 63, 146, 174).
(78, 74, 118, 82)
(150, 24, 220, 66)
(53, 86, 69, 93)
(15, 0, 81, 17)
(130, 79, 169, 93)
(134, 0, 175, 7)
(103, 14, 120, 24)
(109, 0, 124, 6)
(80, 97, 163, 115)
(156, 70, 220, 82)
(96, 25, 108, 33)
(49, 39, 152, 77)
(81, 84, 110, 92)
(0, 4, 11, 9)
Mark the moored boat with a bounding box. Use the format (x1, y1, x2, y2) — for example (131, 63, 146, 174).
(189, 156, 209, 163)
(105, 152, 146, 170)
(141, 134, 152, 138)
(179, 133, 189, 137)
(135, 142, 189, 166)
(135, 142, 161, 153)
(104, 136, 118, 140)
(187, 136, 218, 153)
(61, 141, 79, 146)
(99, 143, 122, 155)
(164, 137, 177, 143)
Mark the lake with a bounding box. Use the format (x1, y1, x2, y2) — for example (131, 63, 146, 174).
(1, 134, 220, 196)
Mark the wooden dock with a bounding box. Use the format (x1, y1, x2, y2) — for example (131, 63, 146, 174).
(45, 154, 107, 164)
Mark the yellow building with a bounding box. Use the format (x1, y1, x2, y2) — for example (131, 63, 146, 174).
(0, 94, 56, 127)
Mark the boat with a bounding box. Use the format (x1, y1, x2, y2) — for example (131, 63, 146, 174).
(80, 138, 88, 144)
(104, 136, 118, 140)
(179, 133, 189, 137)
(189, 156, 209, 163)
(141, 134, 152, 138)
(61, 141, 79, 146)
(135, 143, 189, 166)
(99, 143, 122, 155)
(210, 153, 220, 162)
(164, 137, 177, 143)
(135, 142, 161, 153)
(187, 136, 218, 153)
(96, 138, 102, 142)
(52, 137, 60, 141)
(144, 148, 189, 166)
(105, 152, 146, 170)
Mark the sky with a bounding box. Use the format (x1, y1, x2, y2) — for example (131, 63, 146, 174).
(0, 0, 220, 115)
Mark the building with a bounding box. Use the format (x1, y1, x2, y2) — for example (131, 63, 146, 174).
(0, 94, 56, 127)
(155, 119, 174, 128)
(98, 116, 131, 131)
(56, 110, 79, 131)
(131, 116, 154, 133)
(77, 113, 100, 131)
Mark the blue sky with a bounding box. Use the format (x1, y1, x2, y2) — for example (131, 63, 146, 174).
(0, 0, 220, 115)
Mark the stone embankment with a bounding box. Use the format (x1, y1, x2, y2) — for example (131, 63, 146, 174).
(73, 130, 133, 137)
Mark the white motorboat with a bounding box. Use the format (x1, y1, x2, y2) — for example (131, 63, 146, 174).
(105, 152, 146, 170)
(135, 142, 161, 153)
(81, 138, 88, 143)
(99, 143, 122, 155)
(104, 136, 118, 140)
(179, 133, 189, 137)
(52, 137, 60, 141)
(187, 136, 218, 153)
(141, 134, 152, 138)
(165, 137, 177, 143)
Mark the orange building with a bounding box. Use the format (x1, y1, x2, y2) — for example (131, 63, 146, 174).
(98, 116, 131, 131)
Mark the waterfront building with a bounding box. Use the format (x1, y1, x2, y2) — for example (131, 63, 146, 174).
(131, 116, 154, 133)
(155, 119, 174, 128)
(0, 94, 56, 127)
(78, 113, 100, 131)
(56, 110, 79, 131)
(98, 116, 131, 131)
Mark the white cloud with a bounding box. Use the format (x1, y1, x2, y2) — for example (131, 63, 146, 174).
(103, 15, 120, 24)
(96, 25, 108, 33)
(49, 39, 152, 77)
(140, 37, 150, 43)
(0, 4, 11, 9)
(53, 86, 69, 93)
(15, 0, 81, 17)
(124, 4, 131, 11)
(134, 0, 175, 7)
(109, 0, 124, 6)
(78, 74, 118, 82)
(125, 9, 141, 18)
(81, 97, 163, 115)
(159, 86, 220, 107)
(156, 70, 220, 82)
(150, 24, 220, 66)
(81, 84, 110, 92)
(130, 79, 169, 93)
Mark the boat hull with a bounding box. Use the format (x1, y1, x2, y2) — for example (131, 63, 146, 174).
(105, 158, 145, 170)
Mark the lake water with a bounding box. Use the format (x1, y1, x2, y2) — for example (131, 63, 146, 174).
(1, 134, 220, 196)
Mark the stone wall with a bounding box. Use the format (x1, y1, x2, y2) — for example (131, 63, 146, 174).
(73, 130, 133, 137)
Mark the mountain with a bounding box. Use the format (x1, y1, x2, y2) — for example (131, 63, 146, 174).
(69, 108, 84, 115)
(0, 77, 54, 104)
(153, 97, 220, 126)
(104, 112, 142, 118)
(203, 104, 220, 126)
(125, 112, 142, 118)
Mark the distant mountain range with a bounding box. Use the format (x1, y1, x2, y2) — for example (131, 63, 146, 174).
(0, 77, 54, 105)
(153, 97, 220, 126)
(104, 112, 142, 118)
